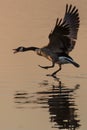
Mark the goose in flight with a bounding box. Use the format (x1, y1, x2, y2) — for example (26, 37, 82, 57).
(13, 4, 80, 77)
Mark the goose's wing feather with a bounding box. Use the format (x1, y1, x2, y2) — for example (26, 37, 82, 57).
(46, 4, 80, 53)
(64, 4, 80, 40)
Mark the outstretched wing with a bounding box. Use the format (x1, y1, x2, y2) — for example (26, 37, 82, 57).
(46, 4, 80, 53)
(64, 4, 80, 40)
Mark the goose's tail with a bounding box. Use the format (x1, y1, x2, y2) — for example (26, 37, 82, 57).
(71, 61, 80, 67)
(64, 57, 80, 67)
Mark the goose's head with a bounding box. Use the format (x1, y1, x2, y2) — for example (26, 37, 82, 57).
(13, 46, 25, 53)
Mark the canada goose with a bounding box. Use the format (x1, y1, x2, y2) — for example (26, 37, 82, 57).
(13, 4, 80, 77)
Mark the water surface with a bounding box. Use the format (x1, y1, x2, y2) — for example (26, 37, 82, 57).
(0, 0, 87, 130)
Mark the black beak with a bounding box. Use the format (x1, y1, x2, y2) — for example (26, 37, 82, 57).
(13, 49, 18, 54)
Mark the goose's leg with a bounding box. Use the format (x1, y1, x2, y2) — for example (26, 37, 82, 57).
(38, 62, 55, 69)
(51, 65, 62, 76)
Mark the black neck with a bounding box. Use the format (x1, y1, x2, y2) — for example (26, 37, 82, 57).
(24, 47, 39, 51)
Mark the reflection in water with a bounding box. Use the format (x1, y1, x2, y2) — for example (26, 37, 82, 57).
(48, 81, 80, 129)
(14, 80, 81, 129)
(14, 91, 34, 109)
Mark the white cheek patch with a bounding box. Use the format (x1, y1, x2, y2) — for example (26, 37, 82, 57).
(19, 47, 23, 52)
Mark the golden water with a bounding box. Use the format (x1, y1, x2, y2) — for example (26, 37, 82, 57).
(0, 0, 87, 129)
